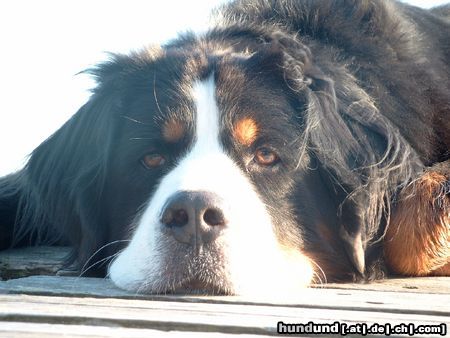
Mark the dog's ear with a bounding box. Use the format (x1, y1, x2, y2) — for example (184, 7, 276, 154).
(299, 60, 368, 276)
(17, 74, 122, 264)
(264, 32, 373, 275)
(270, 31, 422, 277)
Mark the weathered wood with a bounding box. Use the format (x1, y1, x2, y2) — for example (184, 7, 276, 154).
(320, 277, 450, 294)
(0, 246, 73, 280)
(0, 276, 133, 298)
(1, 246, 449, 337)
(1, 276, 449, 316)
(0, 293, 448, 336)
(0, 322, 273, 338)
(1, 246, 448, 293)
(0, 321, 279, 338)
(0, 276, 450, 315)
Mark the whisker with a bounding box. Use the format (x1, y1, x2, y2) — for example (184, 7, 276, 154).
(129, 137, 153, 141)
(121, 115, 150, 125)
(79, 239, 131, 277)
(80, 252, 121, 277)
(135, 281, 148, 297)
(310, 260, 327, 285)
(153, 74, 164, 116)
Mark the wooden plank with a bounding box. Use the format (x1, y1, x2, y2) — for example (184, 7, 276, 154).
(1, 246, 448, 293)
(1, 245, 449, 337)
(0, 322, 272, 338)
(0, 276, 134, 298)
(0, 247, 448, 338)
(0, 247, 74, 280)
(1, 276, 449, 317)
(321, 277, 450, 294)
(0, 293, 448, 336)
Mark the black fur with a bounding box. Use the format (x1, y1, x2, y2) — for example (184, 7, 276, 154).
(1, 0, 449, 284)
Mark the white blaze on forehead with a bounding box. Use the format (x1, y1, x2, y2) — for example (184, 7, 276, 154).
(193, 76, 220, 150)
(109, 75, 314, 295)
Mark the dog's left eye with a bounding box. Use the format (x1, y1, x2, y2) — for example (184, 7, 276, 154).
(254, 147, 280, 166)
(141, 153, 166, 169)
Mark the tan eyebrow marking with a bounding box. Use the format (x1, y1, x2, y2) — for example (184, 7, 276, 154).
(234, 117, 259, 146)
(162, 119, 185, 143)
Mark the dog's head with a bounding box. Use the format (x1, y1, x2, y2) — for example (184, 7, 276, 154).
(22, 28, 418, 295)
(107, 36, 320, 295)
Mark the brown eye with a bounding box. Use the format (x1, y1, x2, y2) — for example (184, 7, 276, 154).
(142, 153, 166, 169)
(254, 148, 279, 166)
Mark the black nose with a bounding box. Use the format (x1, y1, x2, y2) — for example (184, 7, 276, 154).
(160, 191, 227, 246)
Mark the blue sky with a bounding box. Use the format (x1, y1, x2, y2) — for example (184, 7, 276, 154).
(0, 0, 447, 176)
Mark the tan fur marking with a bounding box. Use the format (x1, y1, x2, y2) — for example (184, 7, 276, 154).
(234, 118, 259, 146)
(431, 261, 450, 276)
(316, 223, 336, 245)
(162, 119, 185, 143)
(384, 171, 450, 276)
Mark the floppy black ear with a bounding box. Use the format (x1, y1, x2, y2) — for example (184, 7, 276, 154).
(15, 84, 121, 266)
(270, 32, 421, 276)
(261, 33, 366, 274)
(302, 65, 369, 275)
(306, 69, 368, 276)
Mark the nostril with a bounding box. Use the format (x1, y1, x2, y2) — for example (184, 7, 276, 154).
(173, 209, 189, 227)
(162, 208, 189, 227)
(203, 208, 226, 226)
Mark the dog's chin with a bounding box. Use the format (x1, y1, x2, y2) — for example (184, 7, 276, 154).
(110, 247, 315, 297)
(169, 277, 233, 295)
(113, 272, 234, 296)
(153, 259, 234, 295)
(109, 244, 235, 295)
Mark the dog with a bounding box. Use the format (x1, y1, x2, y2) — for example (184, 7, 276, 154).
(0, 0, 449, 295)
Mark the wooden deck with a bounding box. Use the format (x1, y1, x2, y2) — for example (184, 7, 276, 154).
(0, 247, 449, 337)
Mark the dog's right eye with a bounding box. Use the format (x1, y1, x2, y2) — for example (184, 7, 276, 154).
(141, 153, 166, 169)
(254, 147, 280, 166)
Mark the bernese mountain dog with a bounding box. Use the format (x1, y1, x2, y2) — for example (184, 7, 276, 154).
(0, 0, 449, 295)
